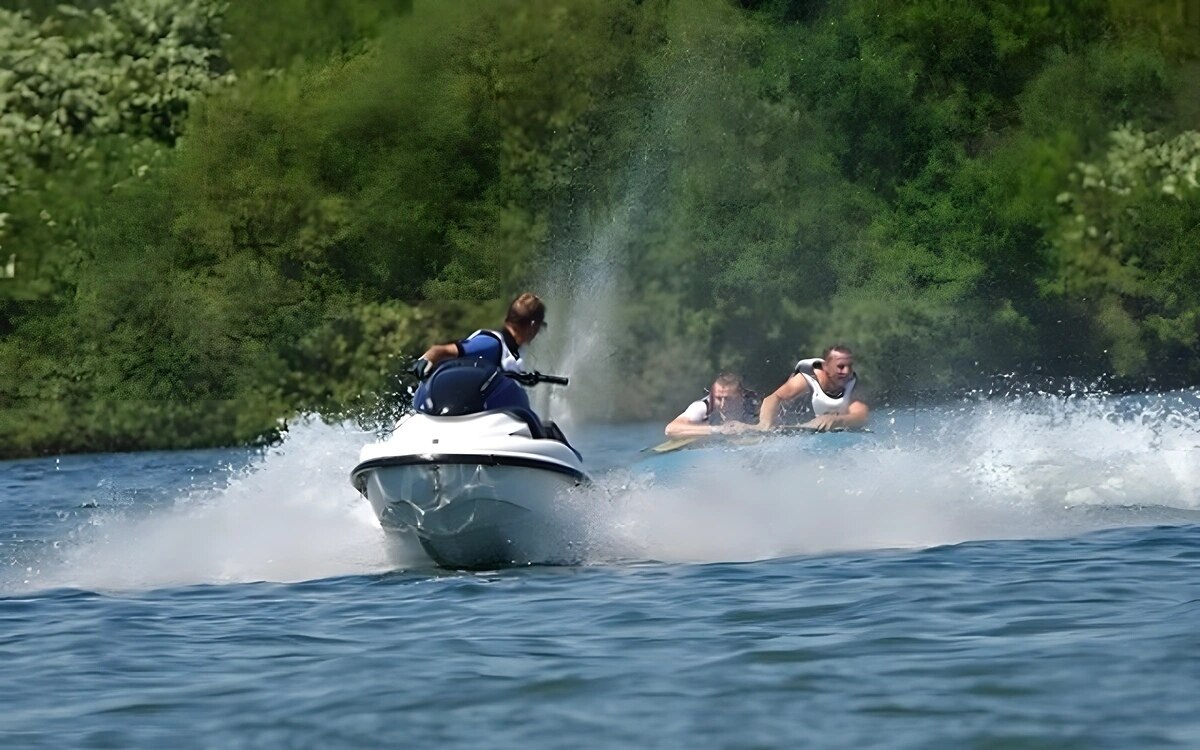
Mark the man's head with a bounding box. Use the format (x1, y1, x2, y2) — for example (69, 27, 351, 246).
(709, 372, 746, 418)
(505, 292, 547, 346)
(821, 345, 855, 388)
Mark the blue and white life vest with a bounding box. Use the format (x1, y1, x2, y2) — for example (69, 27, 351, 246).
(436, 328, 530, 411)
(463, 329, 526, 373)
(793, 358, 857, 415)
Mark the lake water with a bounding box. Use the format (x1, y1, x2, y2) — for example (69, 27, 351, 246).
(3, 391, 1200, 748)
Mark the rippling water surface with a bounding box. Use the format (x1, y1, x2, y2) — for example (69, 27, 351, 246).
(3, 392, 1200, 748)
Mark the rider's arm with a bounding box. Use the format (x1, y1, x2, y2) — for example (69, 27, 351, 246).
(757, 373, 810, 429)
(665, 401, 720, 438)
(841, 398, 869, 428)
(419, 342, 462, 367)
(812, 399, 869, 430)
(458, 334, 512, 369)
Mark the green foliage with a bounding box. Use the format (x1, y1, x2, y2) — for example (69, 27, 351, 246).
(0, 0, 232, 184)
(772, 0, 1112, 197)
(1018, 42, 1173, 144)
(1047, 125, 1200, 375)
(616, 0, 878, 402)
(4, 0, 1200, 456)
(0, 0, 232, 302)
(222, 0, 412, 70)
(0, 0, 671, 454)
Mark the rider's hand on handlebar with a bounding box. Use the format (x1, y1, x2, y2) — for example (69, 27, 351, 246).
(411, 358, 433, 380)
(510, 370, 538, 386)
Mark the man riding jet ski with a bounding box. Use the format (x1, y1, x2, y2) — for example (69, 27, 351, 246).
(411, 292, 546, 411)
(350, 293, 588, 569)
(409, 291, 574, 444)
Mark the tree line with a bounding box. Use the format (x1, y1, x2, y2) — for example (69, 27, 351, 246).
(1, 0, 1198, 456)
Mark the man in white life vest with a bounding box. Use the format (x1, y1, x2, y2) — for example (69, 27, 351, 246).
(757, 345, 869, 432)
(665, 372, 761, 438)
(411, 292, 546, 411)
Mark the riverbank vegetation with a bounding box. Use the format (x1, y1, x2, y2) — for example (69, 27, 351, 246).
(2, 0, 1198, 456)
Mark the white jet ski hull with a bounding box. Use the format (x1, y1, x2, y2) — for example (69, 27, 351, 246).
(351, 411, 589, 569)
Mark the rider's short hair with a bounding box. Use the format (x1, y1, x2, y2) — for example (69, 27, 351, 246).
(506, 292, 546, 327)
(823, 344, 853, 360)
(713, 372, 744, 391)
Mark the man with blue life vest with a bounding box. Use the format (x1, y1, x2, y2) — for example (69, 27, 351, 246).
(757, 345, 869, 432)
(410, 292, 547, 412)
(665, 372, 761, 438)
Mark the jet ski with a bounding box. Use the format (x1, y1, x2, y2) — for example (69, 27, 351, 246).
(350, 358, 589, 570)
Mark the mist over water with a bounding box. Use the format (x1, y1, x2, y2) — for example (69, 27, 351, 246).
(531, 164, 658, 429)
(532, 228, 624, 429)
(530, 39, 710, 428)
(6, 389, 1198, 595)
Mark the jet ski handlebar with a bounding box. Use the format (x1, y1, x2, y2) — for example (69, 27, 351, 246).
(505, 371, 569, 386)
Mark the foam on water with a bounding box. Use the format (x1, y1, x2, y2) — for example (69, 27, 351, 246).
(563, 391, 1200, 565)
(16, 419, 416, 593)
(8, 390, 1200, 592)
